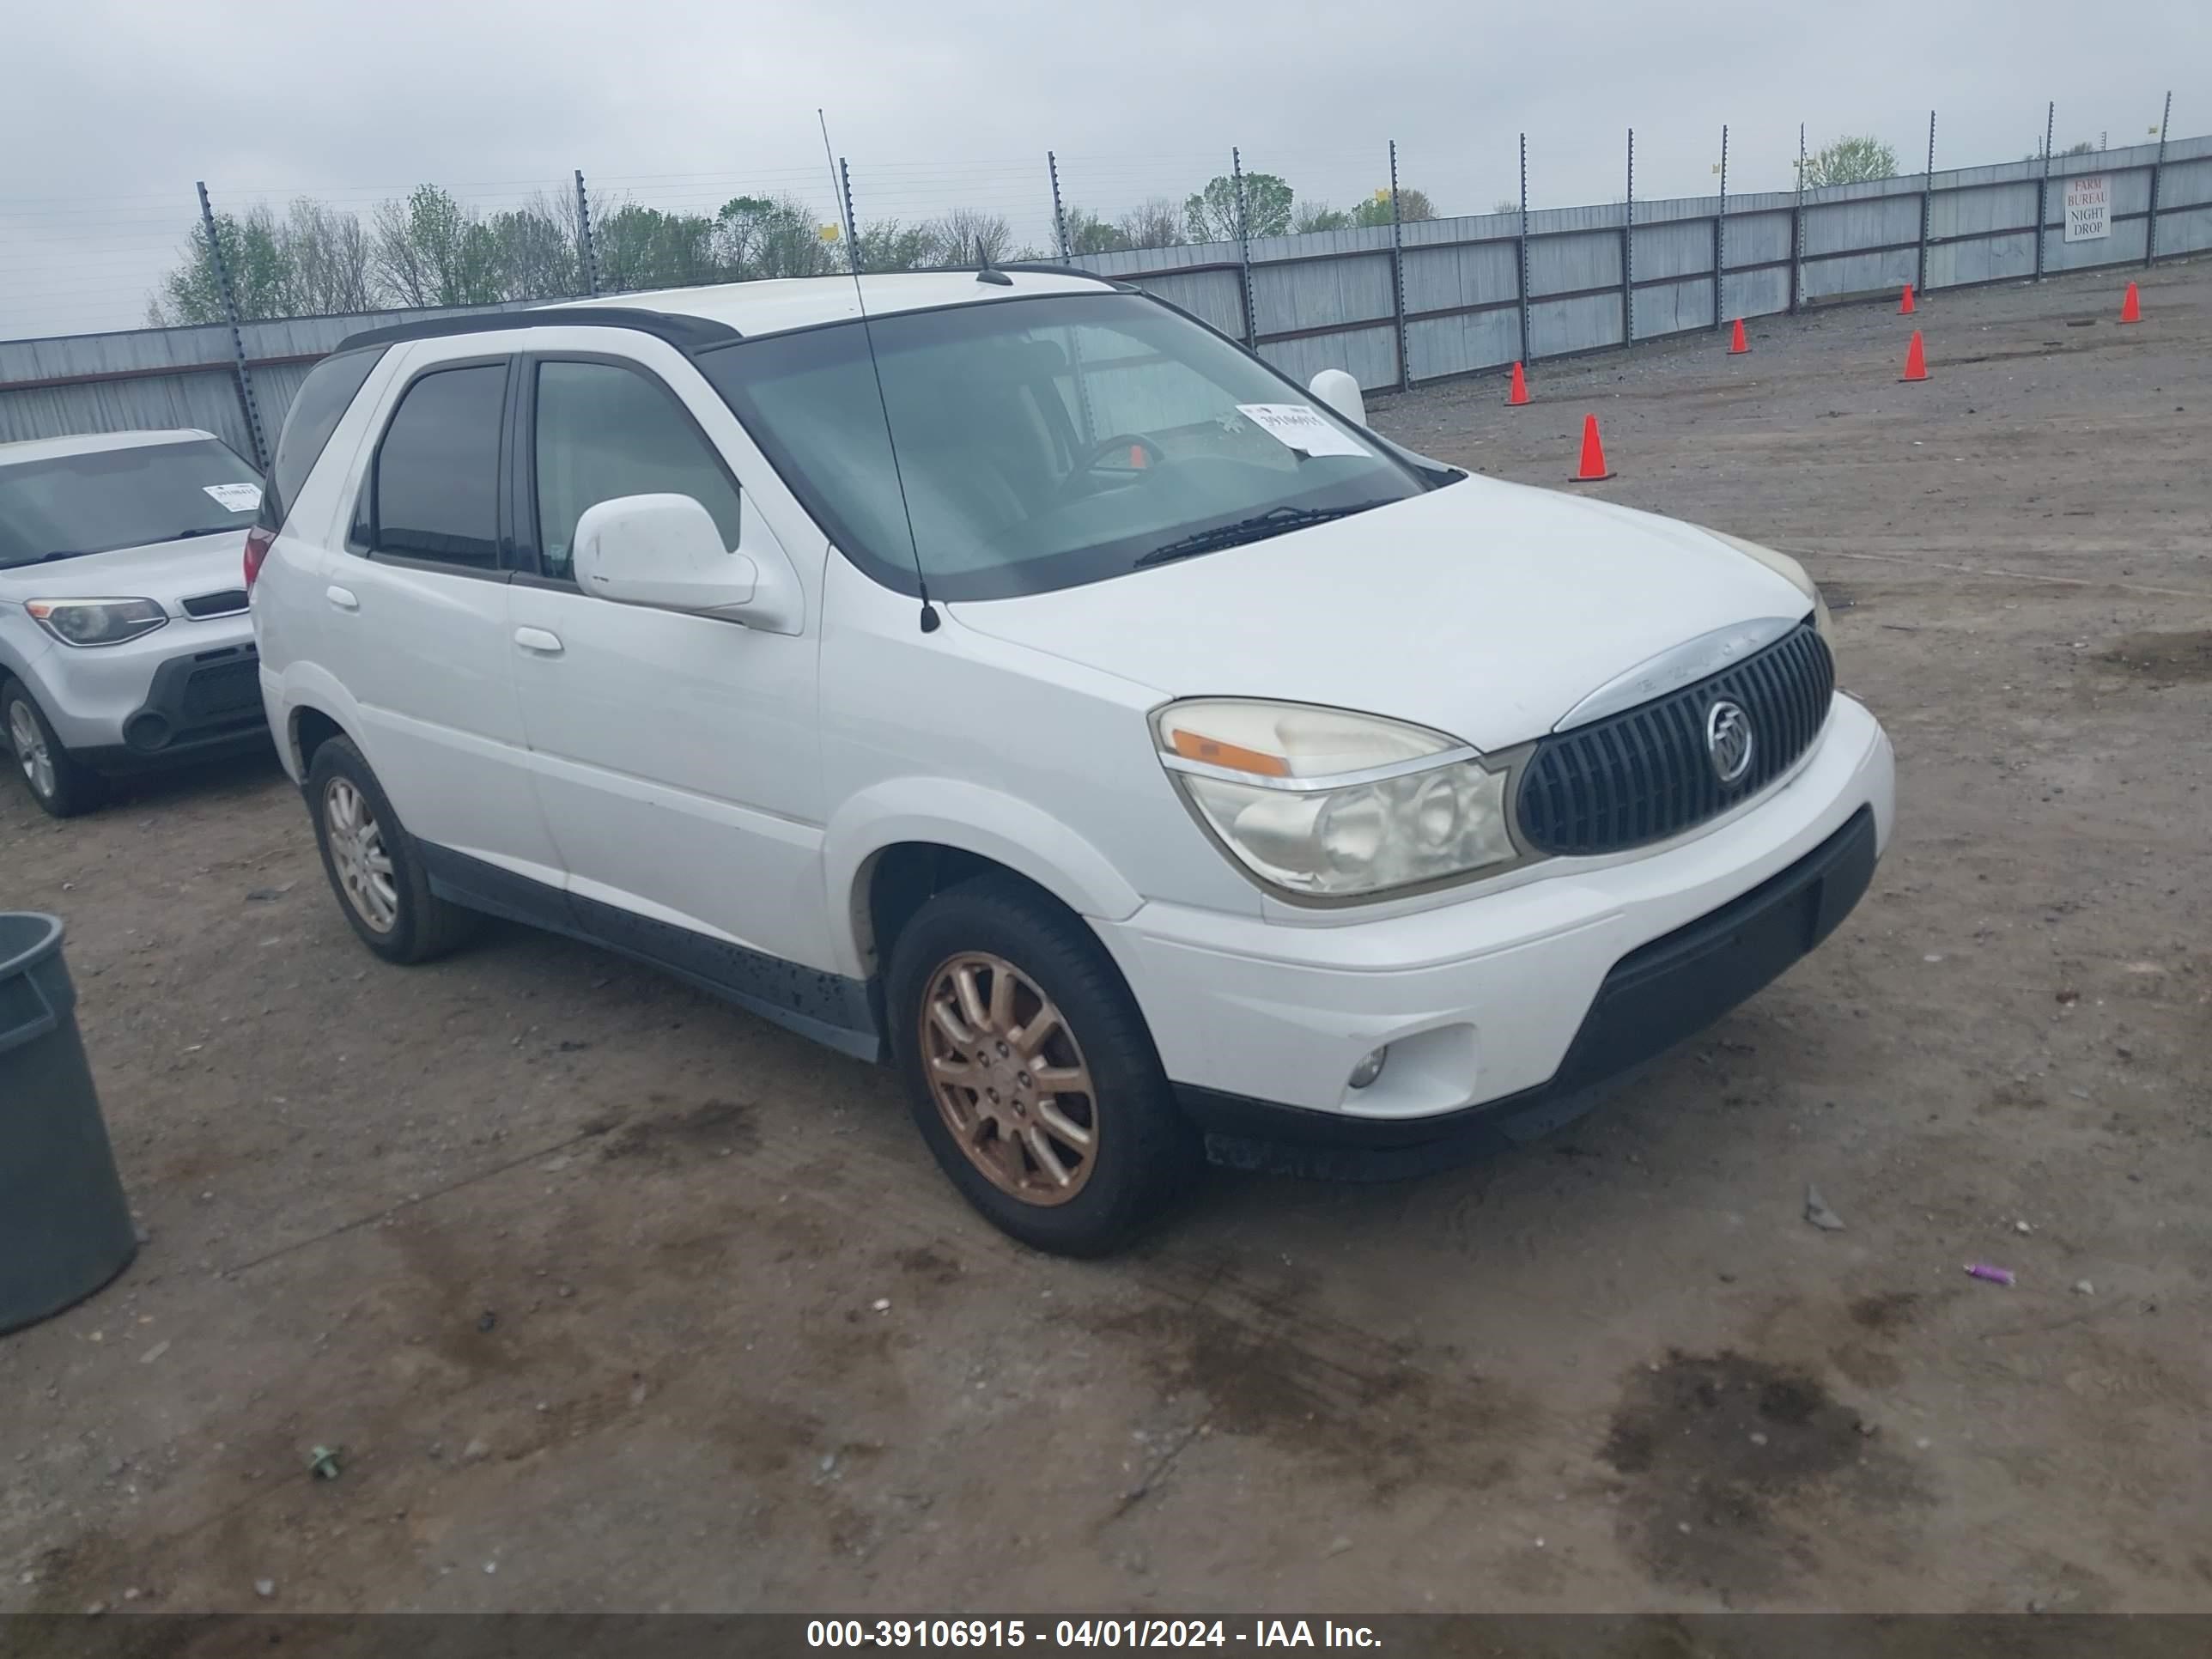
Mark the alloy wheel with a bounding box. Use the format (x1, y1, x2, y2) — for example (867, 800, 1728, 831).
(918, 951, 1100, 1206)
(8, 700, 54, 801)
(324, 776, 399, 933)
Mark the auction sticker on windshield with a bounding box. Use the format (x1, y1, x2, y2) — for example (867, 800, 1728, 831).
(1235, 404, 1371, 459)
(203, 483, 263, 511)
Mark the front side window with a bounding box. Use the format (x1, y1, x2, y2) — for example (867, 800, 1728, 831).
(531, 360, 743, 580)
(696, 290, 1427, 601)
(0, 438, 262, 569)
(369, 362, 507, 568)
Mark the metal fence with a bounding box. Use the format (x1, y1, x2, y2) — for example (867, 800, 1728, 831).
(4, 125, 2207, 469)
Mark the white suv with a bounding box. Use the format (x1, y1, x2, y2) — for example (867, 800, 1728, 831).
(252, 270, 1893, 1255)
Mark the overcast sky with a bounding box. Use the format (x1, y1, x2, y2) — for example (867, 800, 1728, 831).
(1, 0, 2201, 341)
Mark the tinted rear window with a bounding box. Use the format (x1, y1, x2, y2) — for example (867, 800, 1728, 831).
(260, 346, 386, 532)
(0, 439, 263, 569)
(368, 363, 507, 568)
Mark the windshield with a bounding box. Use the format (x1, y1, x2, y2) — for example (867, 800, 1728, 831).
(697, 291, 1427, 600)
(0, 439, 263, 568)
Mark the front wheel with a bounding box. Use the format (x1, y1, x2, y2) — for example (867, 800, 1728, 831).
(886, 873, 1198, 1255)
(3, 681, 105, 818)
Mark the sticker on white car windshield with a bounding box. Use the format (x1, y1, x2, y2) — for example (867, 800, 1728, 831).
(1233, 403, 1372, 459)
(202, 483, 263, 512)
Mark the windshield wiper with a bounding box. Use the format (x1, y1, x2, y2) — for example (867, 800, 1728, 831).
(1133, 501, 1388, 568)
(160, 526, 240, 542)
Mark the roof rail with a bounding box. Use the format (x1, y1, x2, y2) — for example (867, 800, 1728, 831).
(995, 262, 1135, 291)
(335, 305, 742, 356)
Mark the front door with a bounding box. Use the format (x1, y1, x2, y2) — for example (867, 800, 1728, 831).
(502, 351, 839, 1018)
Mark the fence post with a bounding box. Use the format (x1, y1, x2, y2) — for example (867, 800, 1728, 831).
(1389, 140, 1411, 392)
(837, 158, 861, 274)
(1517, 133, 1533, 366)
(1231, 147, 1257, 350)
(1790, 125, 1805, 314)
(1048, 151, 1071, 263)
(2035, 101, 2054, 282)
(195, 182, 268, 474)
(2146, 90, 2172, 267)
(1713, 124, 1728, 331)
(1917, 112, 1935, 298)
(574, 168, 600, 296)
(1621, 129, 1635, 348)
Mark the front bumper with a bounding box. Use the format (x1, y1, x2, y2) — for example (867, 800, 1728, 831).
(67, 638, 269, 773)
(28, 609, 268, 767)
(1094, 694, 1893, 1176)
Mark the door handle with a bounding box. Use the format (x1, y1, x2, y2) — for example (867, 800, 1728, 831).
(514, 626, 564, 656)
(325, 585, 359, 611)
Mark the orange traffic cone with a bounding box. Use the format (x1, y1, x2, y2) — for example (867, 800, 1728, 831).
(1729, 318, 1749, 355)
(1506, 361, 1531, 406)
(2120, 281, 2142, 324)
(1899, 283, 1917, 315)
(1899, 330, 1929, 383)
(1568, 414, 1614, 482)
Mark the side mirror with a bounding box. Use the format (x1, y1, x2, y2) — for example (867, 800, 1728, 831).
(1309, 368, 1366, 428)
(571, 494, 758, 617)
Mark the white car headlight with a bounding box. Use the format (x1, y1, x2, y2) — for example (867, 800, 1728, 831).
(26, 597, 168, 647)
(1153, 699, 1522, 900)
(1708, 531, 1832, 643)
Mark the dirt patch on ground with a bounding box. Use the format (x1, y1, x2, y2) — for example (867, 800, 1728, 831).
(1602, 1351, 1924, 1598)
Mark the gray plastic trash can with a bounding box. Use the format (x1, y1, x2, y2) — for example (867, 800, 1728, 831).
(1, 913, 136, 1334)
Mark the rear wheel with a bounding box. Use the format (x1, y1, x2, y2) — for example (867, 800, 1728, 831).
(306, 736, 478, 963)
(887, 873, 1198, 1255)
(3, 681, 105, 819)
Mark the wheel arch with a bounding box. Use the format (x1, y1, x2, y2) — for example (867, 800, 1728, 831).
(826, 781, 1145, 982)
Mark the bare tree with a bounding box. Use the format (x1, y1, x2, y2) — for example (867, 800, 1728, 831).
(923, 208, 1016, 267)
(283, 198, 372, 314)
(1116, 197, 1183, 251)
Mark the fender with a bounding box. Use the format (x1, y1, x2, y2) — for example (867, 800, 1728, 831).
(821, 777, 1146, 981)
(268, 659, 371, 782)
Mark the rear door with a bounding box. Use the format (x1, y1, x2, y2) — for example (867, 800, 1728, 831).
(315, 345, 561, 879)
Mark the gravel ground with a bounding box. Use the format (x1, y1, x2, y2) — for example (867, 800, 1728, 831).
(2, 259, 2208, 1616)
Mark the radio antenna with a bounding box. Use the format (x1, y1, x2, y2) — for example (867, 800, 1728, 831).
(819, 111, 937, 634)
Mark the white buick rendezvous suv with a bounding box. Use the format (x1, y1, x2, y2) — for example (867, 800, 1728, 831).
(251, 268, 1893, 1255)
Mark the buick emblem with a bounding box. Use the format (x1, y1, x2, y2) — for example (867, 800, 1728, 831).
(1705, 700, 1755, 785)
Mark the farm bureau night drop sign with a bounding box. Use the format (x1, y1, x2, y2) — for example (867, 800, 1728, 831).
(2063, 175, 2111, 243)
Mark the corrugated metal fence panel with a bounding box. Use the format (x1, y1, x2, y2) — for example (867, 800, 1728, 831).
(2162, 155, 2212, 209)
(1257, 325, 1399, 392)
(1401, 239, 1519, 315)
(1119, 267, 1245, 339)
(1251, 251, 1395, 340)
(1407, 307, 1519, 381)
(1632, 217, 1716, 282)
(1633, 278, 1717, 340)
(0, 368, 252, 455)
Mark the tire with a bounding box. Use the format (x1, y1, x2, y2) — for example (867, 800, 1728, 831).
(3, 679, 106, 819)
(886, 872, 1199, 1256)
(305, 735, 479, 964)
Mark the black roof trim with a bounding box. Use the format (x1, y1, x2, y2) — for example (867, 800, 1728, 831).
(996, 261, 1137, 291)
(335, 306, 741, 356)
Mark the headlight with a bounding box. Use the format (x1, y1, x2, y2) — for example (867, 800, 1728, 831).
(1154, 699, 1522, 900)
(27, 597, 168, 647)
(1708, 531, 1831, 643)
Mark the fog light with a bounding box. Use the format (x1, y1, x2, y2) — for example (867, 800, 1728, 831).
(1347, 1047, 1389, 1090)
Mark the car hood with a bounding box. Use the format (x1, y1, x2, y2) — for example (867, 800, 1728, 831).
(0, 532, 251, 609)
(944, 477, 1812, 752)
